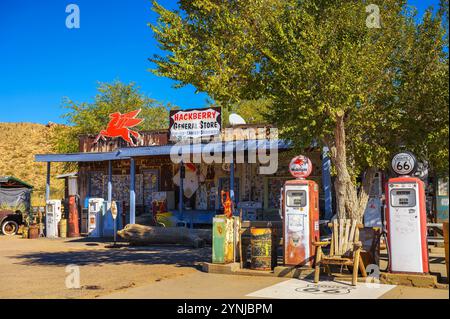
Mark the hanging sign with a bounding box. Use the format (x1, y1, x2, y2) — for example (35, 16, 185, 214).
(391, 151, 417, 176)
(289, 155, 313, 179)
(169, 107, 221, 141)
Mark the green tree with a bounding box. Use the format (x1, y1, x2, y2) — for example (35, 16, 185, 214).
(221, 99, 272, 126)
(150, 0, 448, 221)
(54, 81, 174, 156)
(396, 5, 449, 175)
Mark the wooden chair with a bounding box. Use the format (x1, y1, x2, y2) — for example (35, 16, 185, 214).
(313, 219, 367, 286)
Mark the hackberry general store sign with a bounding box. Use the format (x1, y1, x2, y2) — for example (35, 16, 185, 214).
(169, 107, 222, 140)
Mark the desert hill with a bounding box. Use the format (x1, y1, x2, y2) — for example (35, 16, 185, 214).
(0, 122, 65, 206)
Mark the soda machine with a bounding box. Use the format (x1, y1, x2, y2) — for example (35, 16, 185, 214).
(282, 155, 320, 267)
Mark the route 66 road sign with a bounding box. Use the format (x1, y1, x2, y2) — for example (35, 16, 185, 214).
(391, 152, 417, 176)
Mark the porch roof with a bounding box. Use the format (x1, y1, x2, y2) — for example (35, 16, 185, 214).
(35, 151, 128, 163)
(35, 139, 292, 163)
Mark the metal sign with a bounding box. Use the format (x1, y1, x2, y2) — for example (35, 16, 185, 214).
(169, 107, 221, 141)
(95, 109, 144, 146)
(111, 201, 118, 220)
(391, 151, 417, 176)
(289, 155, 313, 179)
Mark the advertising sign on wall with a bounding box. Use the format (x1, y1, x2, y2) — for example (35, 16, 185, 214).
(169, 107, 222, 140)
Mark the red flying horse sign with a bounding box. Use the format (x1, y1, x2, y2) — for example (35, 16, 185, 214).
(95, 109, 144, 146)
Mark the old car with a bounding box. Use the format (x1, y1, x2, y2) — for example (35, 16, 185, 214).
(0, 176, 33, 236)
(0, 210, 24, 235)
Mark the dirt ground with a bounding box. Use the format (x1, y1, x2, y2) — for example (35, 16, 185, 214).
(0, 236, 209, 299)
(0, 236, 447, 299)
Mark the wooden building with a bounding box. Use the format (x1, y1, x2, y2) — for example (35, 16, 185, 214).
(36, 124, 332, 228)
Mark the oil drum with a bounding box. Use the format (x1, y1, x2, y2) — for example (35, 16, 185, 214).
(28, 225, 39, 239)
(59, 219, 67, 238)
(250, 228, 274, 271)
(22, 227, 29, 239)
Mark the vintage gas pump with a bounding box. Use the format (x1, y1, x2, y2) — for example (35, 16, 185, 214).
(46, 200, 62, 238)
(282, 155, 320, 267)
(88, 198, 105, 238)
(385, 152, 429, 274)
(67, 176, 80, 238)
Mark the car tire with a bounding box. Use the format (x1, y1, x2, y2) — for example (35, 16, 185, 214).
(1, 220, 19, 236)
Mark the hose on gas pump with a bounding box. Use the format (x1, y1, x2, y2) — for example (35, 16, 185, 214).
(380, 201, 390, 272)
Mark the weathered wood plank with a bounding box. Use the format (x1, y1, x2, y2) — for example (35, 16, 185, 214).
(349, 220, 357, 250)
(343, 219, 351, 254)
(338, 219, 344, 255)
(333, 219, 339, 256)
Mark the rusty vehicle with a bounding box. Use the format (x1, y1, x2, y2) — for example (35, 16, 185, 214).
(0, 176, 33, 236)
(0, 210, 24, 236)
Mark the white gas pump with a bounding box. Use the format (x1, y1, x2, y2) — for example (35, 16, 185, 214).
(386, 152, 429, 274)
(282, 155, 320, 267)
(88, 198, 105, 238)
(46, 200, 62, 238)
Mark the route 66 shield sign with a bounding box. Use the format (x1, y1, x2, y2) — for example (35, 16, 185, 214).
(391, 151, 417, 176)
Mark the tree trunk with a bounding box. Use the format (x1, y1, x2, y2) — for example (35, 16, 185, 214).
(330, 115, 356, 219)
(356, 168, 378, 219)
(329, 116, 377, 223)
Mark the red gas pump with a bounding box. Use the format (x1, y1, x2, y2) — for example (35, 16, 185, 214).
(385, 152, 429, 274)
(282, 155, 320, 267)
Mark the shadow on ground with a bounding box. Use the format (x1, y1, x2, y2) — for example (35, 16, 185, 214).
(13, 246, 211, 270)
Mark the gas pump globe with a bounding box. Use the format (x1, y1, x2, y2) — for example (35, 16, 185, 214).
(282, 155, 320, 267)
(386, 151, 429, 274)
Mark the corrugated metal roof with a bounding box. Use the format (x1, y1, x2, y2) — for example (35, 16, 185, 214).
(114, 139, 292, 157)
(35, 151, 128, 163)
(0, 176, 34, 189)
(34, 139, 292, 163)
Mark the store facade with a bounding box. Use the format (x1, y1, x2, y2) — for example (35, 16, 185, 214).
(36, 110, 333, 230)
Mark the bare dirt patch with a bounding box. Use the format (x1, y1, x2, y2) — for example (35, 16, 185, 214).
(0, 236, 210, 299)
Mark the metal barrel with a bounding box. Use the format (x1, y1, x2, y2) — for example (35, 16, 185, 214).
(212, 215, 234, 264)
(22, 227, 29, 239)
(28, 225, 39, 239)
(59, 219, 67, 238)
(250, 228, 273, 271)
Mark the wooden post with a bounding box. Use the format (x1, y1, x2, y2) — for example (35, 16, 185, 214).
(45, 162, 51, 202)
(130, 158, 136, 225)
(352, 248, 361, 286)
(314, 247, 322, 283)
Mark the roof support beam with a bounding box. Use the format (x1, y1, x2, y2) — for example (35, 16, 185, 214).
(129, 158, 136, 225)
(45, 162, 51, 202)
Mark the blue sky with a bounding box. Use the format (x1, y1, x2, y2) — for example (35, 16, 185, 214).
(0, 0, 442, 124)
